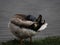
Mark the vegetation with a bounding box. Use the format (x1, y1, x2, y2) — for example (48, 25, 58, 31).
(2, 36, 60, 45)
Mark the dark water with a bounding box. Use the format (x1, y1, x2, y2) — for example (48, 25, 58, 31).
(0, 0, 60, 42)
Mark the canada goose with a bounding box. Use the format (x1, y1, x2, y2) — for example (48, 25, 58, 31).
(8, 14, 48, 45)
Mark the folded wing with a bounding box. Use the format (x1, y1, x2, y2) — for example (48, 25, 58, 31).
(10, 15, 35, 27)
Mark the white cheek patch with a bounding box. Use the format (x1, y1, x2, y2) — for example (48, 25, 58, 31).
(38, 23, 48, 32)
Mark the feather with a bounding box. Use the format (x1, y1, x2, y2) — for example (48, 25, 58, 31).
(11, 18, 35, 27)
(17, 18, 34, 25)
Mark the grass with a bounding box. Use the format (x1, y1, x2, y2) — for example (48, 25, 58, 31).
(2, 36, 60, 45)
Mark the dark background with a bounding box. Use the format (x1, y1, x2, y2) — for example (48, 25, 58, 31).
(0, 0, 60, 42)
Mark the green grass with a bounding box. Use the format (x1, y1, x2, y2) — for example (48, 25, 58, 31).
(2, 36, 60, 45)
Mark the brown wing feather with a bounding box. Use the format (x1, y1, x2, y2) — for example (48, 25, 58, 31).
(13, 14, 27, 20)
(11, 14, 35, 28)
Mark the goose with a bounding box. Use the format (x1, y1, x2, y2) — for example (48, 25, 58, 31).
(8, 14, 48, 45)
